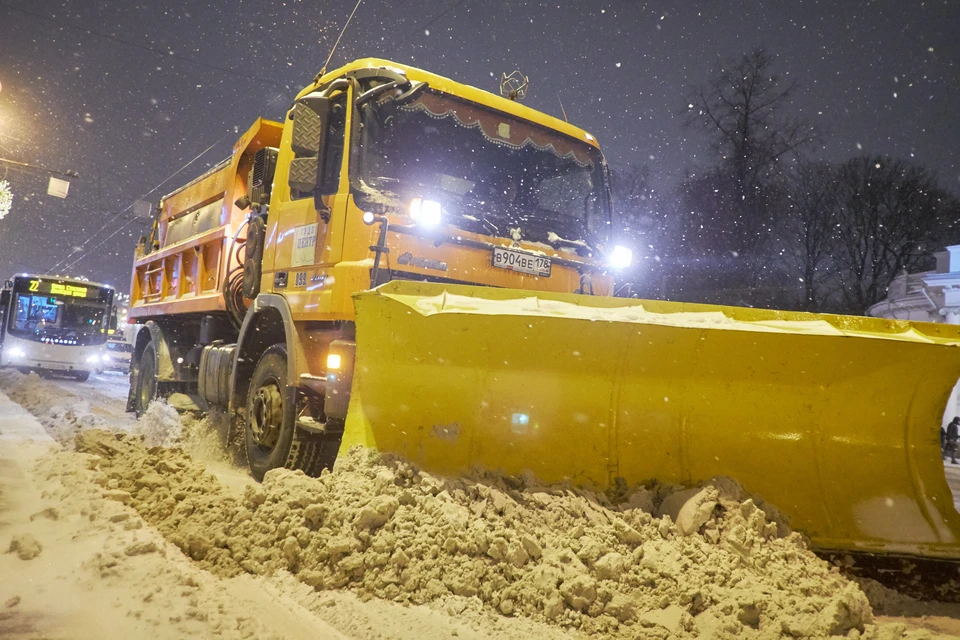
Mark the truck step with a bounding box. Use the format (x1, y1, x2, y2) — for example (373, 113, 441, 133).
(296, 415, 328, 435)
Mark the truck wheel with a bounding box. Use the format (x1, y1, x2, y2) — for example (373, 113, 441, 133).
(73, 371, 90, 382)
(245, 344, 338, 481)
(133, 341, 158, 416)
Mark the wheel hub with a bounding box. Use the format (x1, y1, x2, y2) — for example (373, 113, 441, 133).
(251, 380, 283, 451)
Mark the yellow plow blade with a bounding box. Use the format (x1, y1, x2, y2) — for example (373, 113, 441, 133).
(342, 281, 960, 559)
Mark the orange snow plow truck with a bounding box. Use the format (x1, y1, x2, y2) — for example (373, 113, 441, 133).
(127, 59, 960, 562)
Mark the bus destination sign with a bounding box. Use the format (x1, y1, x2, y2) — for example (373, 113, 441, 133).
(13, 277, 106, 301)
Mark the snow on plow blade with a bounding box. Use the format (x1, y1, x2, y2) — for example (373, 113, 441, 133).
(342, 281, 960, 559)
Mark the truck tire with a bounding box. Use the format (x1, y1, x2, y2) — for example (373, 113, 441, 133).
(133, 341, 158, 416)
(73, 371, 90, 382)
(245, 344, 338, 481)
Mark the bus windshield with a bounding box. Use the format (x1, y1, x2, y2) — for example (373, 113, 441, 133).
(13, 294, 107, 331)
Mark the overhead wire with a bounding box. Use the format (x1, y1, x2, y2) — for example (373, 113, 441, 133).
(421, 0, 470, 29)
(45, 130, 234, 275)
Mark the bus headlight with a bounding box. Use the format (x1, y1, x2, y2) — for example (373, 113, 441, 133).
(86, 355, 101, 364)
(410, 198, 442, 228)
(608, 245, 633, 269)
(8, 347, 26, 359)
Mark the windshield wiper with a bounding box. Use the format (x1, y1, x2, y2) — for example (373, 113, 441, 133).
(517, 215, 597, 255)
(459, 213, 501, 236)
(357, 80, 428, 107)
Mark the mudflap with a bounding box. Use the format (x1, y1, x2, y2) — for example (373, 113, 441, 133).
(341, 281, 960, 560)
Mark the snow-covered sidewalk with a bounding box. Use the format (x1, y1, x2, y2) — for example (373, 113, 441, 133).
(0, 387, 54, 443)
(0, 388, 351, 639)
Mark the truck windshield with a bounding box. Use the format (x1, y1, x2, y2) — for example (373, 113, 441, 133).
(10, 293, 109, 342)
(354, 91, 609, 249)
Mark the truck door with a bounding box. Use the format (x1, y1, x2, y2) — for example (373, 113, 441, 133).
(264, 86, 350, 303)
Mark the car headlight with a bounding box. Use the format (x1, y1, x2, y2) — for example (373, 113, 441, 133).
(409, 198, 442, 228)
(608, 245, 633, 269)
(8, 347, 26, 359)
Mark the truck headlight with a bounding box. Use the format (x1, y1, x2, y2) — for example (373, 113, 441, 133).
(326, 353, 342, 371)
(608, 245, 633, 269)
(410, 198, 442, 228)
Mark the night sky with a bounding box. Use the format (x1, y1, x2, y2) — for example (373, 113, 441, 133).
(0, 0, 957, 291)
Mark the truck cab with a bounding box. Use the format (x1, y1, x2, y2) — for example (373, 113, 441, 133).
(260, 59, 618, 322)
(127, 59, 625, 479)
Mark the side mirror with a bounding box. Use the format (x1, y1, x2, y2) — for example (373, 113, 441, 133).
(109, 314, 118, 332)
(288, 96, 331, 195)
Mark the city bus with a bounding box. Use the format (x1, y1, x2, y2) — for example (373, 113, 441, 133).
(0, 275, 115, 381)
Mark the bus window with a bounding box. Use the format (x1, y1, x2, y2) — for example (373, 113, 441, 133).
(15, 295, 61, 331)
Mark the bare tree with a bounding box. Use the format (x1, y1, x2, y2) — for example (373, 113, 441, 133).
(611, 165, 662, 243)
(784, 161, 838, 310)
(609, 165, 672, 297)
(831, 156, 954, 313)
(685, 47, 819, 252)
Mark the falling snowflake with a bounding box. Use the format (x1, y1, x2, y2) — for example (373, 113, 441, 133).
(0, 180, 13, 220)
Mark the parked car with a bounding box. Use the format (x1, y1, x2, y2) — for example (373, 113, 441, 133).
(101, 336, 133, 373)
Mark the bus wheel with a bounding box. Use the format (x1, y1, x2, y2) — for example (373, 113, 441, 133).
(73, 371, 90, 382)
(133, 341, 158, 416)
(244, 344, 336, 481)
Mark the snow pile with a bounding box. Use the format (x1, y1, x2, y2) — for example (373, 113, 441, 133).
(8, 534, 43, 560)
(0, 370, 233, 464)
(134, 400, 183, 447)
(136, 402, 236, 466)
(72, 429, 877, 638)
(0, 370, 107, 443)
(179, 409, 237, 466)
(8, 439, 291, 638)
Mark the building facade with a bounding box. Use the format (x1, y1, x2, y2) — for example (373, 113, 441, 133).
(867, 245, 960, 428)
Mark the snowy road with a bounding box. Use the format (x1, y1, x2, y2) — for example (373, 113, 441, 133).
(44, 370, 131, 404)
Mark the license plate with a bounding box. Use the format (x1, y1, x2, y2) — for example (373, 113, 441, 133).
(492, 247, 552, 277)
